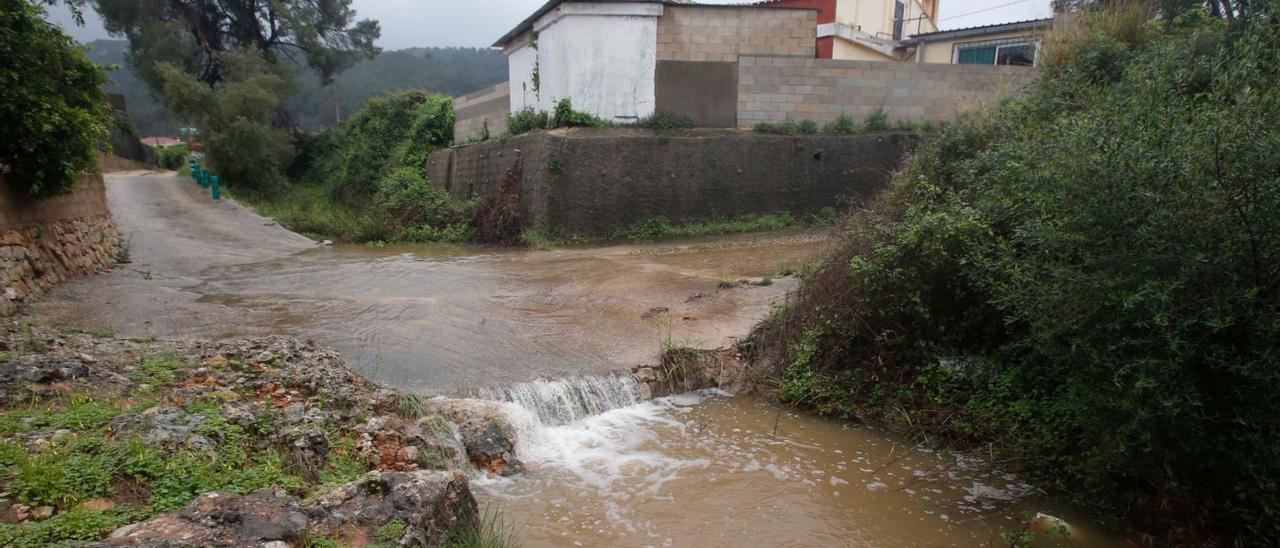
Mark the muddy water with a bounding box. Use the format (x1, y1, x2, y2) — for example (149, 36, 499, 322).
(34, 172, 836, 393)
(475, 391, 1123, 547)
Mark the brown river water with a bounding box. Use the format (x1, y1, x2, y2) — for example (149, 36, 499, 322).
(37, 174, 1124, 546)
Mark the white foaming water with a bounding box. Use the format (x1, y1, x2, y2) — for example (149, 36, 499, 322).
(474, 374, 646, 426)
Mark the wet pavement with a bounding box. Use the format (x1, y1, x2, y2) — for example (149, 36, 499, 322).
(33, 172, 837, 394)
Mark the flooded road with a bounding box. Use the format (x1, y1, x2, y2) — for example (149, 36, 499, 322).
(36, 173, 1123, 545)
(34, 173, 834, 393)
(474, 386, 1124, 548)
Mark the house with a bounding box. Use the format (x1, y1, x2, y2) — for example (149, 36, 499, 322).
(903, 19, 1052, 66)
(493, 0, 819, 123)
(753, 1, 1051, 64)
(754, 0, 939, 60)
(457, 0, 1038, 139)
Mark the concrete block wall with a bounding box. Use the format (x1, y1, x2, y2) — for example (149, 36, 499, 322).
(737, 56, 1036, 127)
(657, 6, 817, 62)
(453, 82, 511, 143)
(1, 172, 121, 317)
(427, 128, 914, 237)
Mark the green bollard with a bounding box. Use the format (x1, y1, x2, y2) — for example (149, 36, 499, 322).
(211, 175, 221, 201)
(201, 168, 211, 188)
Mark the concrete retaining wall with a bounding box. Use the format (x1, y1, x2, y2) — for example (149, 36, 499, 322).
(737, 56, 1034, 126)
(454, 82, 511, 143)
(426, 128, 913, 237)
(0, 172, 121, 317)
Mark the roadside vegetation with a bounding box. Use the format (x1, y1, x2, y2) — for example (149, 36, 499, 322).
(233, 91, 473, 243)
(0, 0, 110, 198)
(751, 3, 1280, 544)
(753, 108, 939, 136)
(506, 101, 695, 138)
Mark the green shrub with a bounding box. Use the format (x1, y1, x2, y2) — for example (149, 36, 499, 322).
(0, 0, 110, 198)
(154, 144, 189, 170)
(773, 5, 1280, 542)
(753, 120, 818, 135)
(507, 108, 549, 135)
(635, 110, 695, 130)
(551, 98, 612, 129)
(862, 107, 889, 132)
(822, 114, 858, 134)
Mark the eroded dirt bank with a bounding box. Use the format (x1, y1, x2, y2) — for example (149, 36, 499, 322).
(31, 173, 835, 394)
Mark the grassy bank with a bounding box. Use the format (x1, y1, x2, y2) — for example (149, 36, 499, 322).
(751, 4, 1280, 544)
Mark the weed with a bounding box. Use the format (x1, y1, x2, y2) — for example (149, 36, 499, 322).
(378, 518, 409, 543)
(130, 355, 183, 388)
(0, 351, 11, 363)
(863, 107, 889, 132)
(518, 229, 558, 250)
(0, 509, 128, 547)
(448, 505, 518, 548)
(614, 212, 799, 241)
(754, 120, 818, 135)
(823, 114, 858, 134)
(777, 264, 795, 277)
(717, 279, 738, 289)
(396, 393, 428, 420)
(634, 110, 695, 131)
(547, 153, 564, 173)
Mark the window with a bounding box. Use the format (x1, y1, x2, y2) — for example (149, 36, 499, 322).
(954, 39, 1038, 66)
(893, 1, 906, 40)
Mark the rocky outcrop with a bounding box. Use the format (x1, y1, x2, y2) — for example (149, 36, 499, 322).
(633, 347, 752, 398)
(101, 491, 310, 547)
(0, 327, 505, 546)
(432, 401, 524, 478)
(102, 471, 476, 547)
(308, 470, 476, 546)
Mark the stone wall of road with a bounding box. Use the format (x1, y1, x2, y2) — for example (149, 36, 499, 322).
(737, 56, 1036, 127)
(426, 128, 914, 237)
(0, 172, 121, 317)
(453, 82, 510, 143)
(657, 5, 817, 62)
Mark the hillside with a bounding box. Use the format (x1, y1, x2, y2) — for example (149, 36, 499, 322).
(86, 40, 507, 135)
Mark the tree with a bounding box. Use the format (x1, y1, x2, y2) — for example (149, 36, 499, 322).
(0, 0, 109, 198)
(93, 0, 381, 91)
(153, 47, 296, 188)
(91, 0, 381, 189)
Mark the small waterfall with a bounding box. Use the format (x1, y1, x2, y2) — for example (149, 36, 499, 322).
(474, 374, 645, 425)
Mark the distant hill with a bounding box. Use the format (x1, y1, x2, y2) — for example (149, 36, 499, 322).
(86, 40, 508, 135)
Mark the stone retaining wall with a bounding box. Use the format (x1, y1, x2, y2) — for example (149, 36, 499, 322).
(426, 128, 913, 237)
(1, 172, 121, 317)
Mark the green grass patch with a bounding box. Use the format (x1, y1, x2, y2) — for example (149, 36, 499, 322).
(130, 355, 183, 388)
(614, 212, 799, 241)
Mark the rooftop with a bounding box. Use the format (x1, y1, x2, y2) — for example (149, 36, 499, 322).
(903, 17, 1053, 44)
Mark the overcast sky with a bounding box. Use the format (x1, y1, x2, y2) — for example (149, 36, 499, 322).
(46, 0, 1054, 50)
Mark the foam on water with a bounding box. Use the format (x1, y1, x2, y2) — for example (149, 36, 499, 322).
(474, 374, 646, 426)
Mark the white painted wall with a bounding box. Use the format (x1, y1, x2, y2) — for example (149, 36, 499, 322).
(505, 3, 661, 122)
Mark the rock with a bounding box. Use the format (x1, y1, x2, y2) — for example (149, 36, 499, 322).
(101, 491, 309, 546)
(78, 498, 116, 512)
(110, 405, 214, 451)
(0, 355, 88, 385)
(307, 470, 478, 546)
(78, 352, 97, 364)
(31, 505, 54, 521)
(435, 402, 524, 477)
(252, 351, 275, 363)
